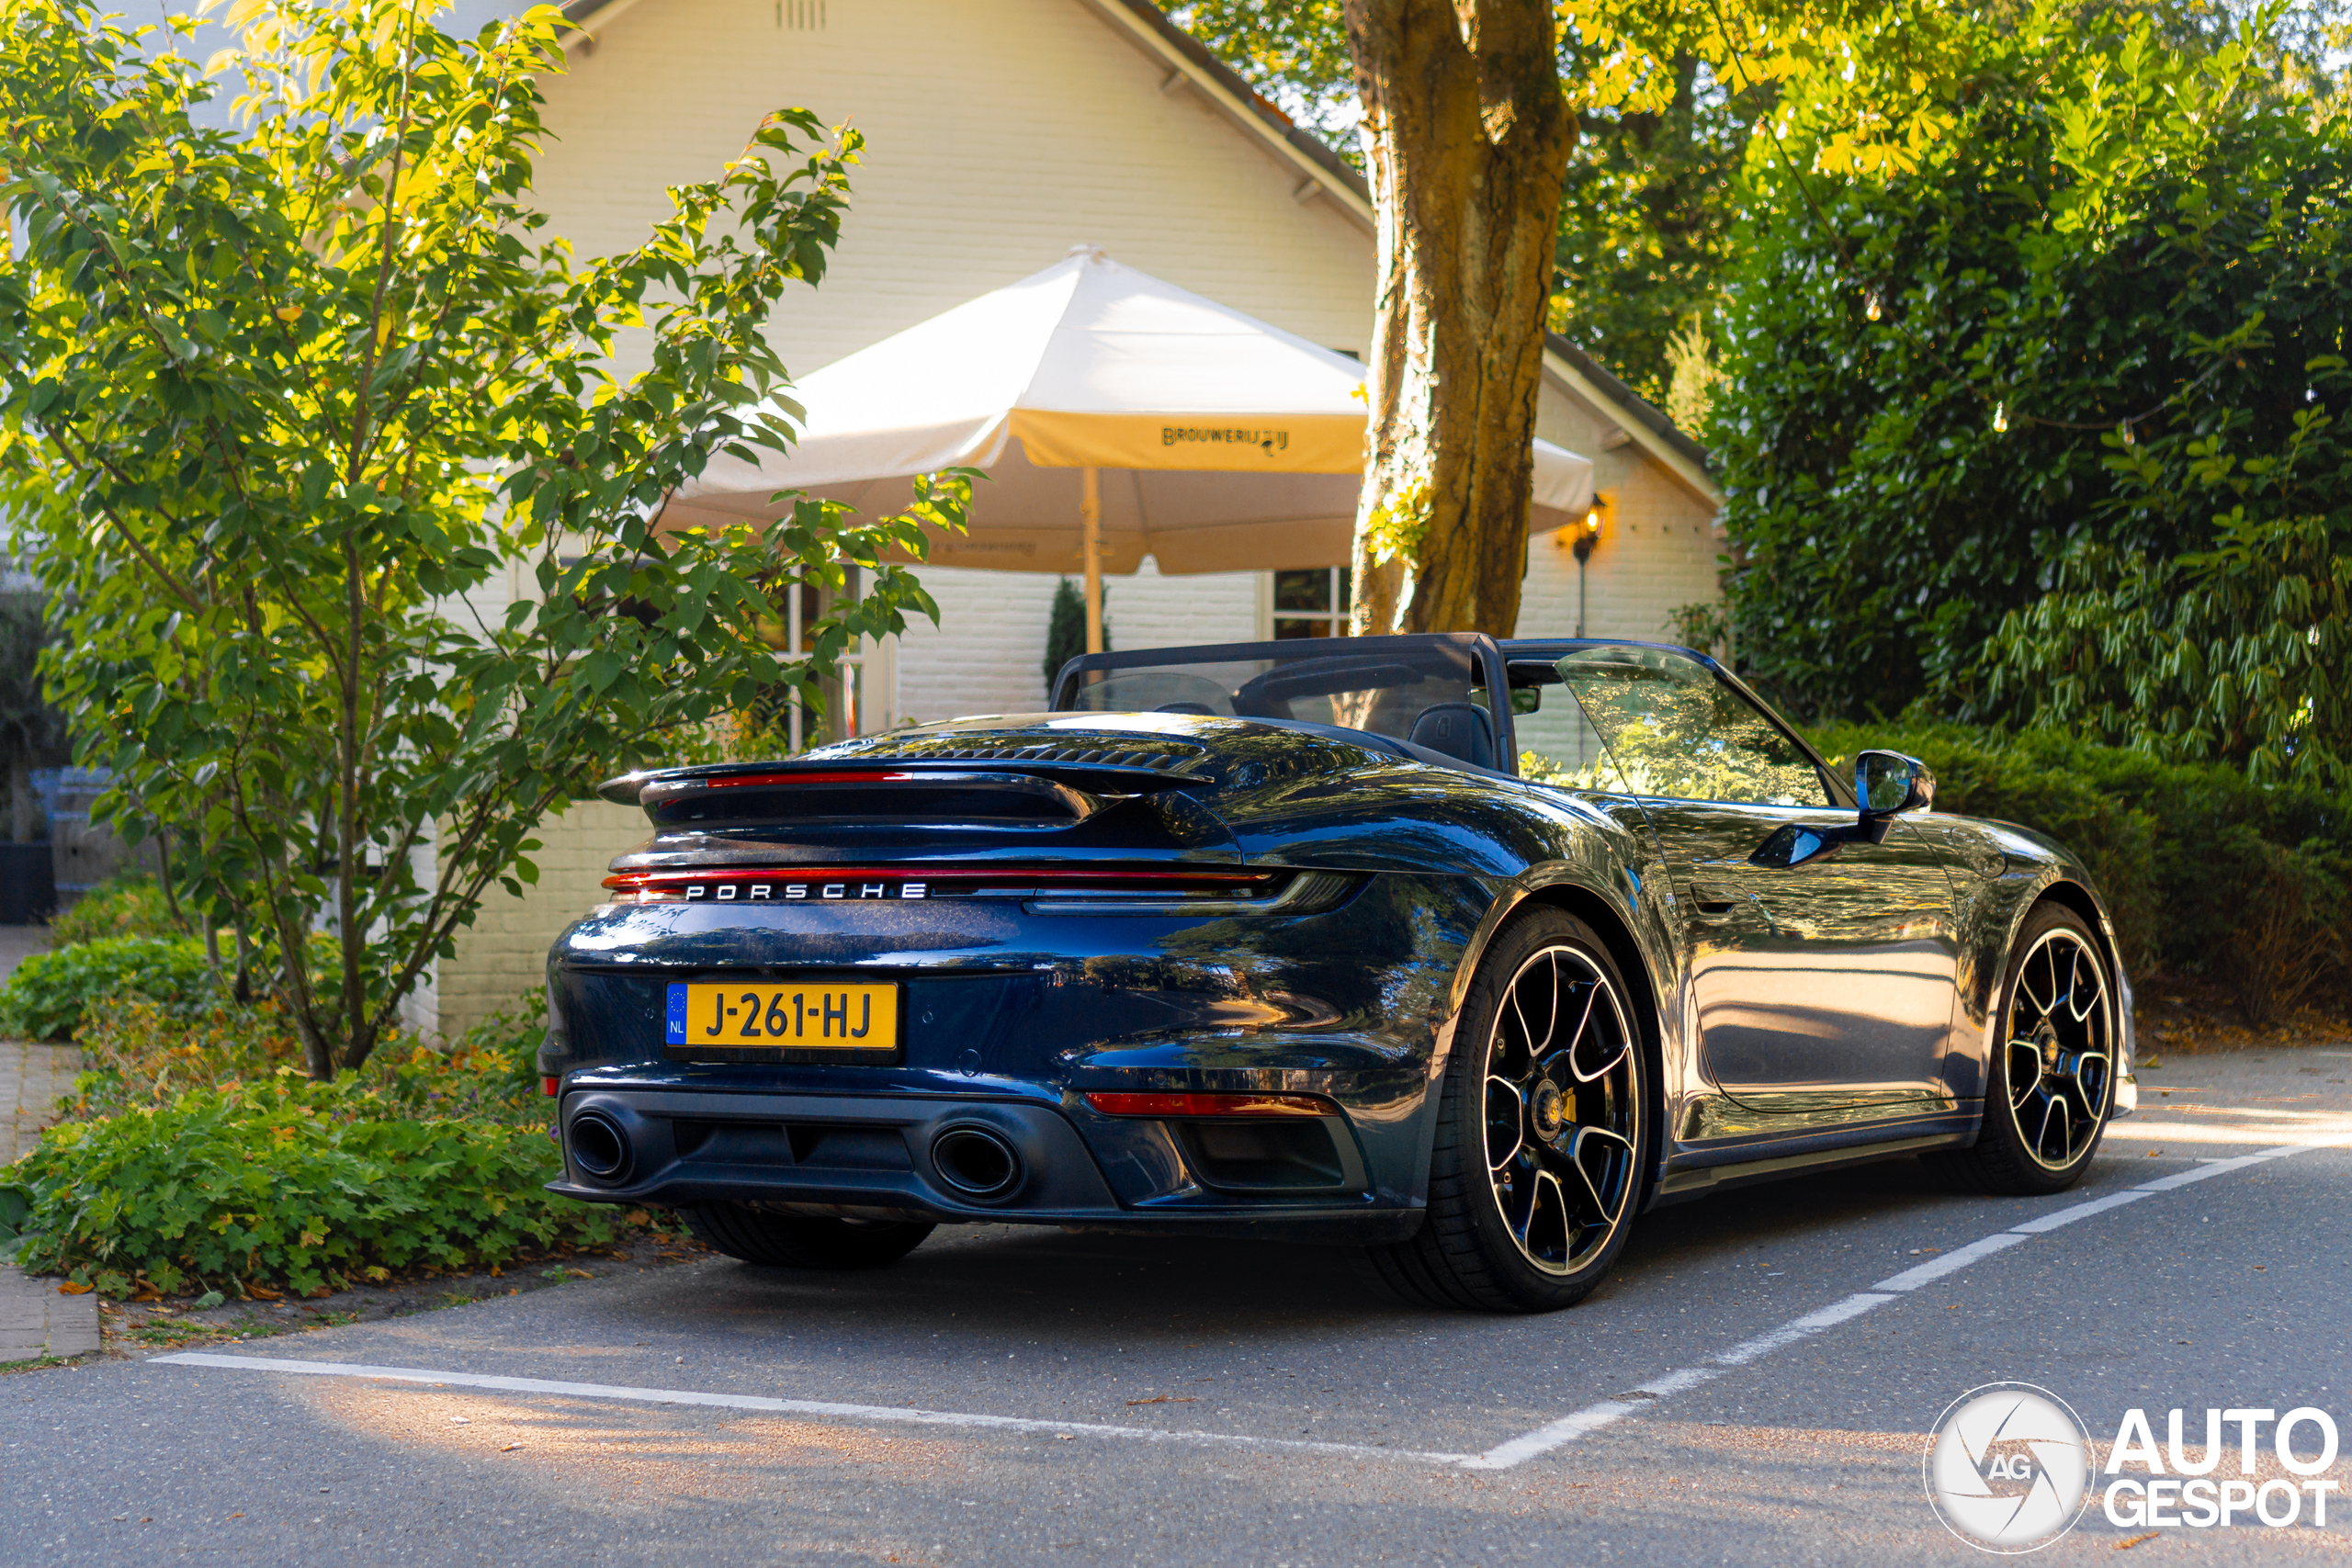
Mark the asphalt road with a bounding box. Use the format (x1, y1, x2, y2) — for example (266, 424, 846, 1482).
(6, 1045, 2348, 1567)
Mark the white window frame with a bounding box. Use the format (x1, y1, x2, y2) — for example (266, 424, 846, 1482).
(1268, 566, 1351, 639)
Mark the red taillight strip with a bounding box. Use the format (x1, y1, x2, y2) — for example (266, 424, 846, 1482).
(692, 772, 919, 788)
(1083, 1091, 1332, 1119)
(601, 866, 1272, 890)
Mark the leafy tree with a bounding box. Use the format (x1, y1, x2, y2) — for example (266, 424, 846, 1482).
(1178, 1, 1970, 638)
(1174, 6, 1764, 403)
(1712, 7, 2350, 788)
(1553, 61, 1765, 405)
(1340, 0, 1581, 638)
(1166, 1, 1359, 144)
(0, 0, 967, 1077)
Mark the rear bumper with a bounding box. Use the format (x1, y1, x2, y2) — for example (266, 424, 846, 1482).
(549, 1085, 1422, 1243)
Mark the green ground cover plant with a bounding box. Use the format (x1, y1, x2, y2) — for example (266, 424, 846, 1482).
(2, 989, 598, 1300)
(0, 935, 216, 1043)
(44, 874, 187, 946)
(6, 1077, 609, 1300)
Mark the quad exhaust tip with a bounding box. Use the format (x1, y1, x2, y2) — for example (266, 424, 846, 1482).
(569, 1110, 633, 1182)
(931, 1124, 1023, 1201)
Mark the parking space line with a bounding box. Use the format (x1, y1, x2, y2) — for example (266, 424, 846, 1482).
(1460, 1398, 1648, 1471)
(2007, 1189, 2152, 1232)
(1453, 1133, 2346, 1471)
(149, 1134, 2348, 1477)
(1872, 1234, 2032, 1292)
(144, 1350, 1477, 1466)
(1711, 1290, 1894, 1366)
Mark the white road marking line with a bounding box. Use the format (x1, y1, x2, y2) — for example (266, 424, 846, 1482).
(1458, 1294, 1900, 1471)
(1464, 1129, 2347, 1469)
(1872, 1232, 2032, 1292)
(2130, 1141, 2313, 1191)
(143, 1352, 1475, 1467)
(1631, 1365, 1724, 1398)
(2008, 1188, 2153, 1233)
(1711, 1291, 1894, 1366)
(149, 1133, 2351, 1475)
(1460, 1399, 1645, 1471)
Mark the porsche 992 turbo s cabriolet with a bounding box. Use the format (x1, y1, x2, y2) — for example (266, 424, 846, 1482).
(542, 634, 2135, 1313)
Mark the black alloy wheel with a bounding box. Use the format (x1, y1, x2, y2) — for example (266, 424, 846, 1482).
(1370, 908, 1648, 1312)
(678, 1203, 935, 1269)
(1933, 902, 2116, 1195)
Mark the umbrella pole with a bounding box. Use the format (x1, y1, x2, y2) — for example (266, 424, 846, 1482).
(1081, 466, 1103, 654)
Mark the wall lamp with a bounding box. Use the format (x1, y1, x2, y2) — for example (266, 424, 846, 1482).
(1566, 494, 1609, 635)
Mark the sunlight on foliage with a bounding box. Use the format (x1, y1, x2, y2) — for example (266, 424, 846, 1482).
(0, 0, 969, 1077)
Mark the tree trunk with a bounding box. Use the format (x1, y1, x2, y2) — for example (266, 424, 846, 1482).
(1342, 0, 1576, 637)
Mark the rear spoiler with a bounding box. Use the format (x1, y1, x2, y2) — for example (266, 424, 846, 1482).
(595, 757, 1203, 809)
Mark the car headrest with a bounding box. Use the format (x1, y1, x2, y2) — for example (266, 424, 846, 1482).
(1406, 702, 1495, 769)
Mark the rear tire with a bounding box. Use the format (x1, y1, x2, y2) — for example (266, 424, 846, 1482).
(1368, 908, 1648, 1313)
(1931, 903, 2116, 1196)
(678, 1203, 935, 1269)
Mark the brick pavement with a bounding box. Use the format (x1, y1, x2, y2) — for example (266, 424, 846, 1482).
(3, 1039, 80, 1167)
(1, 924, 72, 1166)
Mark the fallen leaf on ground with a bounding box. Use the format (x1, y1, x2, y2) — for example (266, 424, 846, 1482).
(57, 1281, 93, 1295)
(2116, 1530, 2159, 1550)
(1125, 1395, 1196, 1405)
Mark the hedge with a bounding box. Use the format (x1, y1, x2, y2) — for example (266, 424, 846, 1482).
(1809, 720, 2350, 1023)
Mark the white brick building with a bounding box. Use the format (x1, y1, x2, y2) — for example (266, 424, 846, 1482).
(418, 0, 1724, 1037)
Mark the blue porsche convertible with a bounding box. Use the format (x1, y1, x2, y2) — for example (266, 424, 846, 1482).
(541, 634, 2135, 1312)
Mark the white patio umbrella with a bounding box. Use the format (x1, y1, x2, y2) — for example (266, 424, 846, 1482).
(662, 247, 1595, 650)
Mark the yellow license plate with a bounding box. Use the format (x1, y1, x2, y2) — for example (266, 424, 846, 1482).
(666, 981, 899, 1051)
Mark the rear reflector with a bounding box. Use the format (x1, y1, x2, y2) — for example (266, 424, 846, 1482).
(1083, 1091, 1331, 1119)
(542, 1076, 560, 1098)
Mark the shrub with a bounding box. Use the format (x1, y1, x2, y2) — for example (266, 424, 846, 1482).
(1809, 719, 2352, 1020)
(68, 998, 304, 1117)
(65, 988, 552, 1127)
(45, 874, 187, 946)
(367, 991, 551, 1128)
(1713, 10, 2352, 783)
(0, 935, 215, 1043)
(6, 1077, 616, 1299)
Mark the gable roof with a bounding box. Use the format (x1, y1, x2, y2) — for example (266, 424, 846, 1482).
(554, 0, 1714, 502)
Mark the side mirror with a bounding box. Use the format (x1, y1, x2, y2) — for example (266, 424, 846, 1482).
(1854, 750, 1934, 841)
(1510, 687, 1542, 716)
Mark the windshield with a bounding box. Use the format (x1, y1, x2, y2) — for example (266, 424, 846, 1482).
(1055, 636, 1504, 761)
(1552, 645, 1831, 807)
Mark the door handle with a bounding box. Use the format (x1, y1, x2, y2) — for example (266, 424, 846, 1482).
(1690, 881, 1741, 917)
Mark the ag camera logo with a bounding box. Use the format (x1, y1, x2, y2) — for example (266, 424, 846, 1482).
(1923, 1382, 2095, 1552)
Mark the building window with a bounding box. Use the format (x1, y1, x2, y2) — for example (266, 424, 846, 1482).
(1272, 568, 1351, 638)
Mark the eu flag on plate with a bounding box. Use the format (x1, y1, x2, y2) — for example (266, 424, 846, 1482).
(666, 983, 688, 1044)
